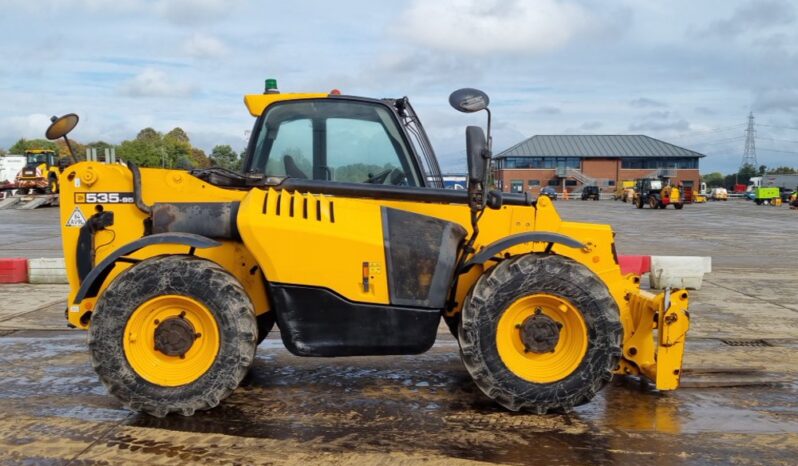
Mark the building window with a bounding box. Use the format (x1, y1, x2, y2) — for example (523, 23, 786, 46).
(608, 180, 616, 186)
(501, 156, 581, 169)
(565, 179, 578, 187)
(510, 180, 523, 193)
(548, 179, 559, 186)
(621, 157, 698, 169)
(527, 180, 540, 187)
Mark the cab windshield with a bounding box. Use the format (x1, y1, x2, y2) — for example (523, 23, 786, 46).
(26, 153, 51, 165)
(248, 100, 420, 186)
(650, 180, 663, 190)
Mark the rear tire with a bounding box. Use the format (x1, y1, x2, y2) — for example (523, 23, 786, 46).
(45, 178, 58, 194)
(674, 203, 684, 210)
(458, 254, 622, 413)
(89, 255, 257, 417)
(649, 197, 658, 209)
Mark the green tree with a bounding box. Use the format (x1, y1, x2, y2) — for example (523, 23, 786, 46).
(8, 138, 58, 155)
(116, 138, 165, 167)
(724, 163, 758, 188)
(0, 147, 7, 157)
(209, 144, 239, 170)
(189, 148, 211, 168)
(165, 127, 190, 143)
(758, 164, 767, 175)
(767, 166, 797, 174)
(702, 172, 724, 187)
(136, 128, 160, 142)
(163, 129, 192, 169)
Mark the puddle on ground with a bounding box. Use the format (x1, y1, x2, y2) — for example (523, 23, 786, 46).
(1, 331, 797, 464)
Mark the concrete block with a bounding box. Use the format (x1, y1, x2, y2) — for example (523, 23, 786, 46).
(27, 258, 68, 284)
(650, 256, 712, 290)
(618, 255, 651, 276)
(0, 258, 28, 283)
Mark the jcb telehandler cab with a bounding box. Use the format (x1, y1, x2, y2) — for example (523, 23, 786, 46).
(57, 84, 689, 417)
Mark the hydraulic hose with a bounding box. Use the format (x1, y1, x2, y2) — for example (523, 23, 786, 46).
(127, 162, 152, 215)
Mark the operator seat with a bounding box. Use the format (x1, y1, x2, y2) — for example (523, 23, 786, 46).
(283, 155, 308, 179)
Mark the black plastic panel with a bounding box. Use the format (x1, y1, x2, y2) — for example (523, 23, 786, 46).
(382, 207, 466, 308)
(270, 284, 440, 357)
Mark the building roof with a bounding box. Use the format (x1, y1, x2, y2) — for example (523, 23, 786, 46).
(495, 135, 706, 159)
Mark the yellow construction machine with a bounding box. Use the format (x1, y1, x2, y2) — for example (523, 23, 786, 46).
(56, 83, 690, 416)
(16, 115, 79, 195)
(16, 149, 61, 194)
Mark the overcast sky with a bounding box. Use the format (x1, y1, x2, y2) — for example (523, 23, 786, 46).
(2, 0, 798, 173)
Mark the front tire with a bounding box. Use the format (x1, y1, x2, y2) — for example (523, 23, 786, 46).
(89, 255, 257, 417)
(458, 254, 622, 413)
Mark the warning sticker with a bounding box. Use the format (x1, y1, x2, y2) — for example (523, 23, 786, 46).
(65, 207, 87, 227)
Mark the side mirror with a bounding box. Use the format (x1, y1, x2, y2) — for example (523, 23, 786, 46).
(45, 113, 80, 161)
(466, 126, 489, 184)
(45, 114, 79, 140)
(449, 88, 490, 113)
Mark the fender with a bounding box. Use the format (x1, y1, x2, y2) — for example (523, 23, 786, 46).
(462, 231, 584, 272)
(73, 232, 220, 304)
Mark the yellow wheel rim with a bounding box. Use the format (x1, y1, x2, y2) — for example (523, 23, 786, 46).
(123, 295, 220, 387)
(496, 293, 588, 383)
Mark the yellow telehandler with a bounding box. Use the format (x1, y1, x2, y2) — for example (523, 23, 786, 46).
(55, 83, 689, 416)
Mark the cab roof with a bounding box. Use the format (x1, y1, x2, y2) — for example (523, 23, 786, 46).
(243, 93, 393, 117)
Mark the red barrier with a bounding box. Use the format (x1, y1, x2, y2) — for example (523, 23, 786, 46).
(618, 255, 651, 276)
(0, 258, 28, 283)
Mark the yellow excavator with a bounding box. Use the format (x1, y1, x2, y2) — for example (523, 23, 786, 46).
(55, 82, 690, 417)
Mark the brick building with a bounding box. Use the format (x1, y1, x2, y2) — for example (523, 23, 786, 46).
(493, 135, 704, 195)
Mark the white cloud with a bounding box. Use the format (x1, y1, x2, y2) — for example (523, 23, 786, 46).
(120, 69, 195, 98)
(158, 0, 239, 26)
(183, 34, 228, 59)
(397, 0, 593, 55)
(0, 114, 53, 143)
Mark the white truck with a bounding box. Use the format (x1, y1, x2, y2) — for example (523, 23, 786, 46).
(747, 175, 798, 192)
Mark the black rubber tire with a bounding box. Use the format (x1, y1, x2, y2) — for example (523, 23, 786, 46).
(635, 197, 643, 209)
(649, 197, 659, 209)
(89, 255, 257, 417)
(458, 254, 622, 413)
(45, 177, 57, 194)
(256, 311, 276, 345)
(674, 203, 684, 210)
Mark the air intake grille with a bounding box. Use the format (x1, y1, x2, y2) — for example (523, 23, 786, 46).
(263, 191, 335, 223)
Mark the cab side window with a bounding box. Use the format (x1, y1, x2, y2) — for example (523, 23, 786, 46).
(250, 100, 419, 186)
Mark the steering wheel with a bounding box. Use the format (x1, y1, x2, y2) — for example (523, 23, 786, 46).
(363, 168, 393, 184)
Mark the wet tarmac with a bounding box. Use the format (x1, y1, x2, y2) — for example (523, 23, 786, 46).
(1, 200, 797, 464)
(0, 328, 796, 465)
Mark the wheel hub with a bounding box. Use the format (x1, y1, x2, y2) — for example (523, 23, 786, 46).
(518, 309, 562, 353)
(154, 312, 199, 358)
